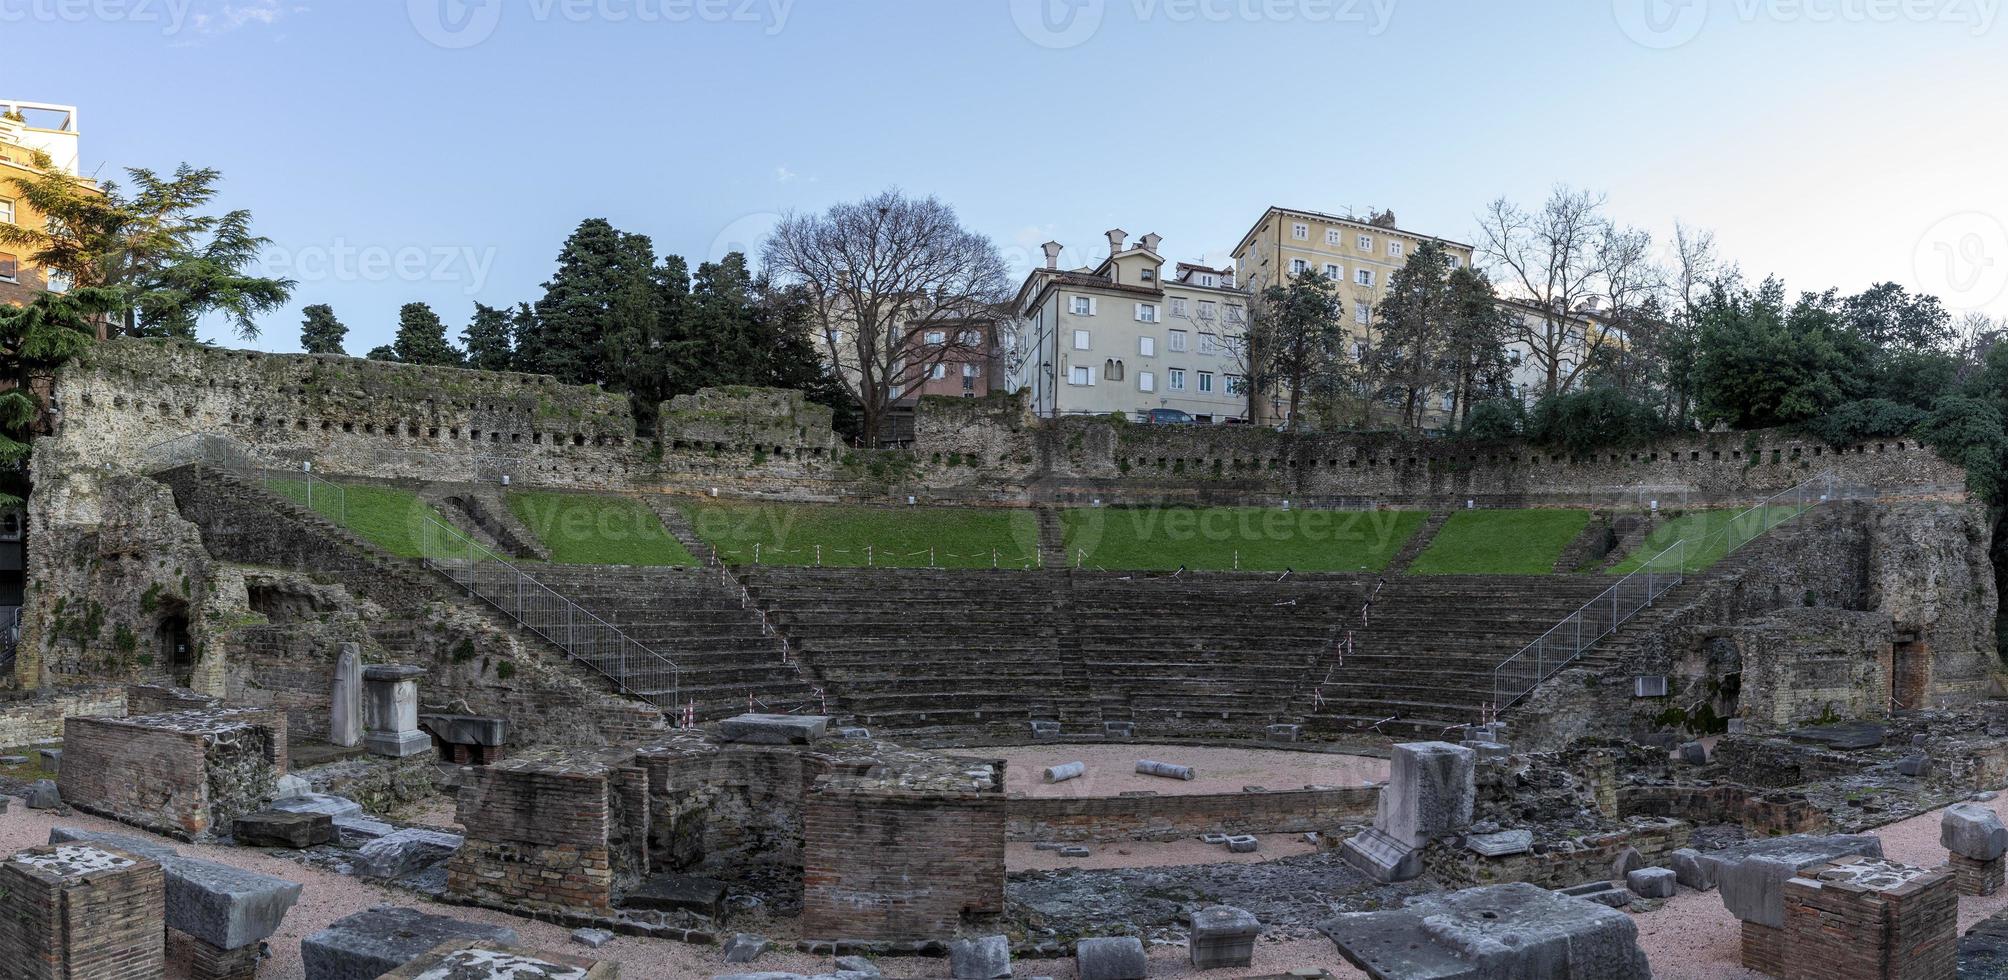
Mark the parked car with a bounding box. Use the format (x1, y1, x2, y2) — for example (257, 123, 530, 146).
(1142, 408, 1197, 425)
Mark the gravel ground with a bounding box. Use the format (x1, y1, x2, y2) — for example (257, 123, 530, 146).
(1008, 833, 1318, 872)
(964, 744, 1388, 798)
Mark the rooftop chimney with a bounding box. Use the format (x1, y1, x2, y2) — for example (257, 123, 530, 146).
(1140, 232, 1162, 253)
(1041, 241, 1063, 270)
(1106, 228, 1127, 256)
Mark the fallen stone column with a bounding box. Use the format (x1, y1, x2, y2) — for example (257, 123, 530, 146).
(1135, 760, 1196, 781)
(1043, 762, 1086, 783)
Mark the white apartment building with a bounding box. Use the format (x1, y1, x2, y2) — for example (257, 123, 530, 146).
(1005, 230, 1253, 422)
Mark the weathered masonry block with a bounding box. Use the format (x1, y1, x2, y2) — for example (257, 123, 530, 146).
(800, 756, 1007, 941)
(1782, 858, 1957, 980)
(0, 843, 167, 980)
(60, 707, 286, 838)
(447, 747, 649, 916)
(376, 938, 618, 979)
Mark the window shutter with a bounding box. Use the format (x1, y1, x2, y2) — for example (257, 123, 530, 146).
(1087, 297, 1098, 316)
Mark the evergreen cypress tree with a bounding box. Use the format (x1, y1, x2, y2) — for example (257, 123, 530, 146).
(461, 303, 515, 372)
(392, 302, 463, 367)
(299, 303, 348, 355)
(524, 219, 658, 386)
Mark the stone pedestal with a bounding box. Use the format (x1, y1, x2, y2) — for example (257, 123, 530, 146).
(362, 664, 431, 758)
(1941, 802, 2008, 897)
(0, 843, 166, 980)
(1781, 858, 1956, 980)
(1381, 741, 1475, 846)
(1190, 905, 1260, 969)
(330, 643, 362, 748)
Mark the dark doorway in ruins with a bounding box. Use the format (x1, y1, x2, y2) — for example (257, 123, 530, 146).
(156, 610, 193, 685)
(1891, 634, 1929, 712)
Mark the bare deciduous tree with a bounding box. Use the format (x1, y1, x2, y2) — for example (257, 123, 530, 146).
(1476, 186, 1611, 398)
(762, 190, 1010, 444)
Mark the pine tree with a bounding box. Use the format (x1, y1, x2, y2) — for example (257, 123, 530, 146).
(462, 303, 514, 372)
(365, 345, 398, 362)
(392, 302, 462, 367)
(299, 304, 348, 355)
(522, 219, 658, 386)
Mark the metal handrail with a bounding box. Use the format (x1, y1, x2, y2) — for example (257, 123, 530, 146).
(1487, 470, 1845, 714)
(416, 514, 682, 715)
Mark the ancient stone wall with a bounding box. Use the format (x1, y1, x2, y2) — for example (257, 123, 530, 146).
(1005, 786, 1376, 843)
(59, 707, 284, 839)
(800, 777, 1008, 941)
(0, 685, 125, 745)
(1730, 609, 1896, 728)
(448, 747, 650, 916)
(1620, 785, 1829, 835)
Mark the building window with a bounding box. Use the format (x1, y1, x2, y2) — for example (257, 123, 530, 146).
(1071, 296, 1095, 315)
(1070, 365, 1093, 385)
(958, 329, 980, 345)
(1358, 234, 1374, 251)
(0, 253, 16, 283)
(1326, 228, 1342, 245)
(1104, 358, 1124, 381)
(1198, 300, 1217, 320)
(930, 363, 948, 380)
(1139, 336, 1156, 356)
(924, 330, 946, 344)
(963, 363, 978, 377)
(1168, 330, 1188, 352)
(1356, 269, 1375, 287)
(1290, 258, 1309, 275)
(45, 269, 69, 294)
(0, 198, 13, 224)
(1226, 305, 1244, 324)
(1324, 263, 1341, 278)
(1170, 298, 1188, 317)
(1140, 268, 1155, 282)
(1200, 273, 1216, 286)
(1447, 255, 1461, 269)
(1199, 333, 1218, 355)
(1138, 371, 1156, 393)
(1355, 301, 1371, 325)
(1442, 392, 1455, 411)
(1197, 371, 1214, 393)
(1168, 368, 1186, 391)
(1353, 341, 1368, 361)
(1389, 242, 1404, 258)
(1292, 223, 1310, 240)
(1074, 329, 1092, 350)
(1226, 374, 1246, 395)
(1136, 303, 1159, 323)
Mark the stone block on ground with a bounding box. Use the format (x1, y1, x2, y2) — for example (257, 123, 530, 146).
(835, 954, 880, 975)
(1670, 847, 1717, 891)
(48, 825, 179, 860)
(572, 928, 613, 949)
(1899, 754, 1929, 777)
(374, 938, 617, 979)
(949, 935, 1011, 979)
(1701, 832, 1885, 928)
(1379, 741, 1475, 847)
(1558, 881, 1633, 908)
(1612, 846, 1645, 880)
(622, 874, 728, 918)
(1944, 802, 2008, 860)
(1678, 741, 1709, 765)
(354, 827, 463, 879)
(38, 747, 59, 772)
(1338, 827, 1422, 883)
(1321, 882, 1649, 980)
(332, 815, 395, 842)
(269, 792, 363, 820)
(301, 906, 519, 980)
(1060, 846, 1091, 858)
(275, 773, 312, 799)
(161, 854, 304, 951)
(1190, 905, 1260, 969)
(1467, 829, 1533, 857)
(27, 778, 60, 809)
(1136, 760, 1196, 781)
(1076, 937, 1146, 980)
(1627, 867, 1677, 899)
(725, 933, 772, 964)
(234, 808, 335, 848)
(1226, 835, 1259, 853)
(718, 713, 830, 744)
(1961, 907, 2008, 979)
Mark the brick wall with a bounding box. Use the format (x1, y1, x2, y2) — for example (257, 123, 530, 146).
(447, 749, 649, 915)
(801, 786, 1007, 941)
(1620, 785, 1828, 836)
(0, 686, 125, 746)
(59, 709, 284, 839)
(1006, 786, 1376, 843)
(0, 845, 167, 980)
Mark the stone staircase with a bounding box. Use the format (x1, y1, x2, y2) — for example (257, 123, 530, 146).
(503, 562, 818, 720)
(1384, 512, 1451, 574)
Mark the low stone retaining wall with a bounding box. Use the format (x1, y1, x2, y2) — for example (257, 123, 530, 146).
(1620, 784, 1829, 835)
(0, 685, 126, 746)
(1428, 818, 1691, 890)
(1006, 786, 1378, 843)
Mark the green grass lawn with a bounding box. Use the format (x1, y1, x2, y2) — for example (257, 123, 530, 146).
(506, 490, 698, 566)
(1609, 506, 1805, 573)
(683, 501, 1039, 569)
(1407, 510, 1593, 575)
(1064, 507, 1426, 572)
(268, 477, 456, 559)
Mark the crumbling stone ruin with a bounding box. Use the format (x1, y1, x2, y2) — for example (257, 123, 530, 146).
(3, 337, 2008, 978)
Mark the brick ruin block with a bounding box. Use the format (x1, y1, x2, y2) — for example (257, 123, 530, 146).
(800, 751, 1006, 941)
(59, 707, 286, 838)
(446, 746, 649, 916)
(0, 843, 167, 980)
(375, 938, 619, 979)
(1950, 852, 2006, 896)
(1782, 857, 1957, 980)
(166, 927, 261, 980)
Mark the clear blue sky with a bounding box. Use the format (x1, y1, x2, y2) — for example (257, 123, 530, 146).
(11, 0, 2007, 352)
